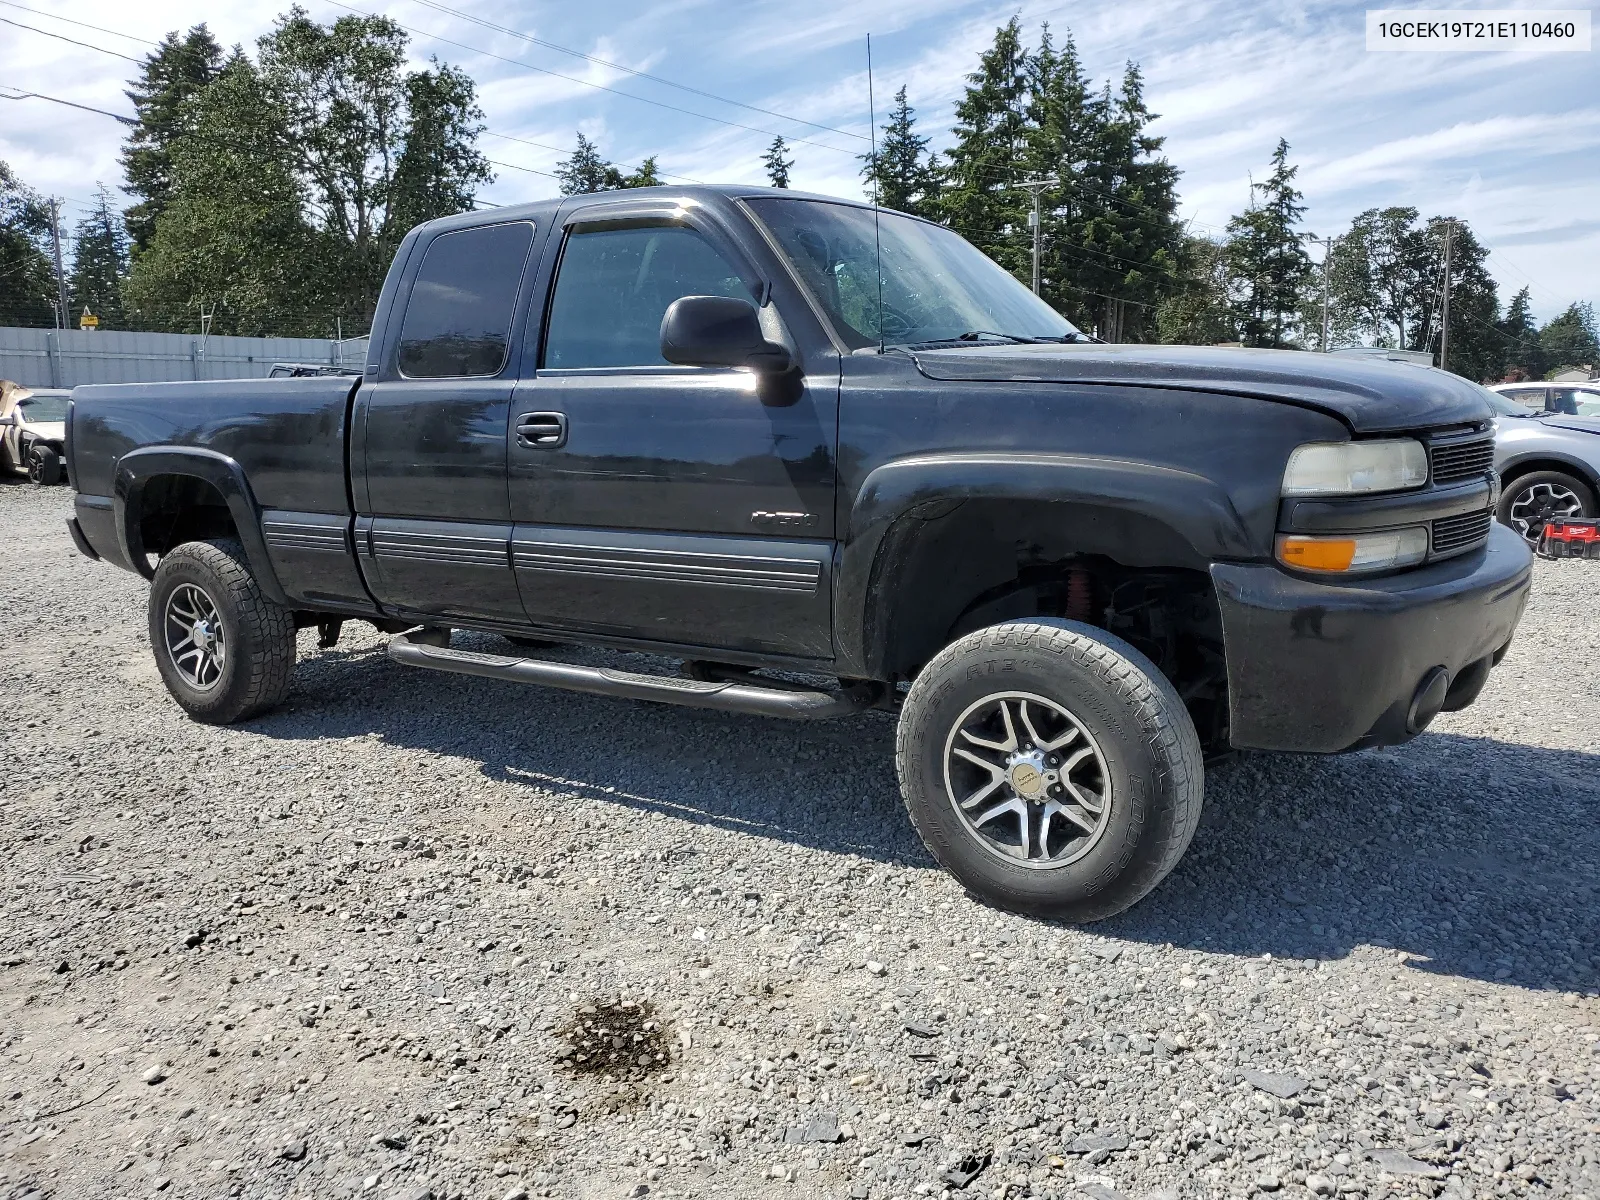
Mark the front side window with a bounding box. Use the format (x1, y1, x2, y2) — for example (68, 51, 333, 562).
(542, 224, 752, 369)
(397, 222, 534, 378)
(1572, 389, 1600, 416)
(748, 197, 1078, 350)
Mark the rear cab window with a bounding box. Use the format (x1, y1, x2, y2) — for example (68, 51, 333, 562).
(397, 222, 536, 378)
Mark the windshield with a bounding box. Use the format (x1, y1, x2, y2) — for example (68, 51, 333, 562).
(18, 395, 69, 422)
(747, 197, 1079, 350)
(1480, 387, 1529, 418)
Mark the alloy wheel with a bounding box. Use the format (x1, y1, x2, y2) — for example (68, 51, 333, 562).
(941, 691, 1112, 870)
(1508, 480, 1585, 544)
(164, 582, 228, 690)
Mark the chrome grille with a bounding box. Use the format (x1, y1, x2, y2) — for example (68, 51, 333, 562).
(1431, 509, 1492, 556)
(1429, 437, 1494, 485)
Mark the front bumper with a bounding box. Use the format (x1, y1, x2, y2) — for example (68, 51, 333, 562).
(1212, 521, 1533, 753)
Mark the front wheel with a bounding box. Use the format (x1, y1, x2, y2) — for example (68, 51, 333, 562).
(896, 619, 1204, 922)
(1498, 469, 1596, 546)
(27, 444, 61, 485)
(148, 539, 297, 724)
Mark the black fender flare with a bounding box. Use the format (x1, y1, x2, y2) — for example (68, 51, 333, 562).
(113, 446, 290, 605)
(832, 452, 1252, 677)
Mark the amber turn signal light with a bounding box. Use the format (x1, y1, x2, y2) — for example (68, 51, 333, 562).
(1275, 528, 1429, 574)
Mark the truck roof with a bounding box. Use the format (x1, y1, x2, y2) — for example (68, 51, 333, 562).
(418, 184, 896, 237)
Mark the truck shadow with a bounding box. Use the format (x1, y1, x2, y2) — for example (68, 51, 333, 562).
(257, 635, 1599, 994)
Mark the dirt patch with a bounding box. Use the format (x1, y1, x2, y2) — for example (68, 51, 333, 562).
(554, 998, 671, 1082)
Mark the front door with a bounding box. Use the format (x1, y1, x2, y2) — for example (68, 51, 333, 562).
(358, 220, 537, 624)
(509, 214, 837, 659)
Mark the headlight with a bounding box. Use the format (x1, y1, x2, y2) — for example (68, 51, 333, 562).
(1276, 528, 1429, 574)
(1281, 439, 1428, 496)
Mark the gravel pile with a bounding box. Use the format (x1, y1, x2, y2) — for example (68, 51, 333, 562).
(1, 480, 1596, 1200)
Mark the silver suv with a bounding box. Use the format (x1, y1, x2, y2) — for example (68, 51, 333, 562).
(1485, 387, 1600, 543)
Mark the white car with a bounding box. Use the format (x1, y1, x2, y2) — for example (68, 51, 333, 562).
(1488, 380, 1600, 418)
(0, 384, 71, 485)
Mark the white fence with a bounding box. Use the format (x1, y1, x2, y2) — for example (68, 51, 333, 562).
(0, 327, 368, 389)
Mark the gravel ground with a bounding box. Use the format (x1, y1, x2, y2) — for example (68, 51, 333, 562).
(1, 479, 1597, 1200)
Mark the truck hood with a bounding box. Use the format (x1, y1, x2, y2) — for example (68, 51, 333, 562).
(909, 343, 1493, 434)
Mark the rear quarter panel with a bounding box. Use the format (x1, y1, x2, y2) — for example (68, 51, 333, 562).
(70, 376, 357, 511)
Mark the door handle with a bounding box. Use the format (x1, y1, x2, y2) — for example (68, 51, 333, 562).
(515, 411, 568, 449)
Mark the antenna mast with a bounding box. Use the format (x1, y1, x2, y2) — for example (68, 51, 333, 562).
(867, 33, 884, 354)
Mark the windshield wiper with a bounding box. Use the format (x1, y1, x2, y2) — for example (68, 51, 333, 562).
(956, 330, 1044, 343)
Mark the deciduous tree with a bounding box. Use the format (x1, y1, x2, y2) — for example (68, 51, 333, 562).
(0, 161, 55, 327)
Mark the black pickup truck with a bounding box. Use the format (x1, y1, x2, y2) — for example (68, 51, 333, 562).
(65, 186, 1532, 921)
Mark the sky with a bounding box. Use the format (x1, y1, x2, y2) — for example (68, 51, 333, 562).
(0, 0, 1595, 324)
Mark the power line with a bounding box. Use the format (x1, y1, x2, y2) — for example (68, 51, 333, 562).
(485, 158, 561, 181)
(0, 86, 136, 125)
(0, 0, 158, 45)
(0, 16, 143, 62)
(484, 131, 703, 185)
(403, 0, 868, 144)
(320, 0, 859, 157)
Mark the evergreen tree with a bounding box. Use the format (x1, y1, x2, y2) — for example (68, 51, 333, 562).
(124, 56, 330, 336)
(1226, 139, 1312, 348)
(1497, 287, 1544, 379)
(1540, 302, 1600, 373)
(1070, 63, 1182, 341)
(621, 156, 662, 188)
(69, 185, 129, 329)
(936, 18, 1030, 283)
(121, 25, 224, 253)
(861, 86, 936, 216)
(762, 136, 793, 189)
(1022, 26, 1099, 325)
(389, 61, 492, 235)
(556, 132, 625, 195)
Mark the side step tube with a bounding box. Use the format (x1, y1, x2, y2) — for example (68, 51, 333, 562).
(386, 633, 862, 720)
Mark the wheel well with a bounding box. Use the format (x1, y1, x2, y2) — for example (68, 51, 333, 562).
(137, 474, 239, 557)
(1502, 457, 1600, 493)
(875, 499, 1229, 752)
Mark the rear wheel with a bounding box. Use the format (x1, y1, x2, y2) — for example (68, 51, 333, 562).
(148, 538, 297, 723)
(27, 444, 60, 486)
(896, 618, 1204, 922)
(1498, 469, 1596, 545)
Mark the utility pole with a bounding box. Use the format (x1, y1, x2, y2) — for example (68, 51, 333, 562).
(1315, 236, 1336, 352)
(1011, 178, 1057, 296)
(49, 198, 69, 330)
(1439, 219, 1454, 373)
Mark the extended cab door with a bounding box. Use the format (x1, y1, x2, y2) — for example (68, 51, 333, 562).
(508, 203, 838, 660)
(355, 220, 538, 624)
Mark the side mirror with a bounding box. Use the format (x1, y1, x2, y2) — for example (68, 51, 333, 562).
(660, 296, 794, 374)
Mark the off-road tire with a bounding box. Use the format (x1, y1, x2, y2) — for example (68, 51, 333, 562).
(896, 618, 1204, 922)
(148, 538, 297, 724)
(27, 444, 61, 486)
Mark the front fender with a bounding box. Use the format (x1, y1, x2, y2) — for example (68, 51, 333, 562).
(113, 446, 290, 605)
(833, 452, 1252, 677)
